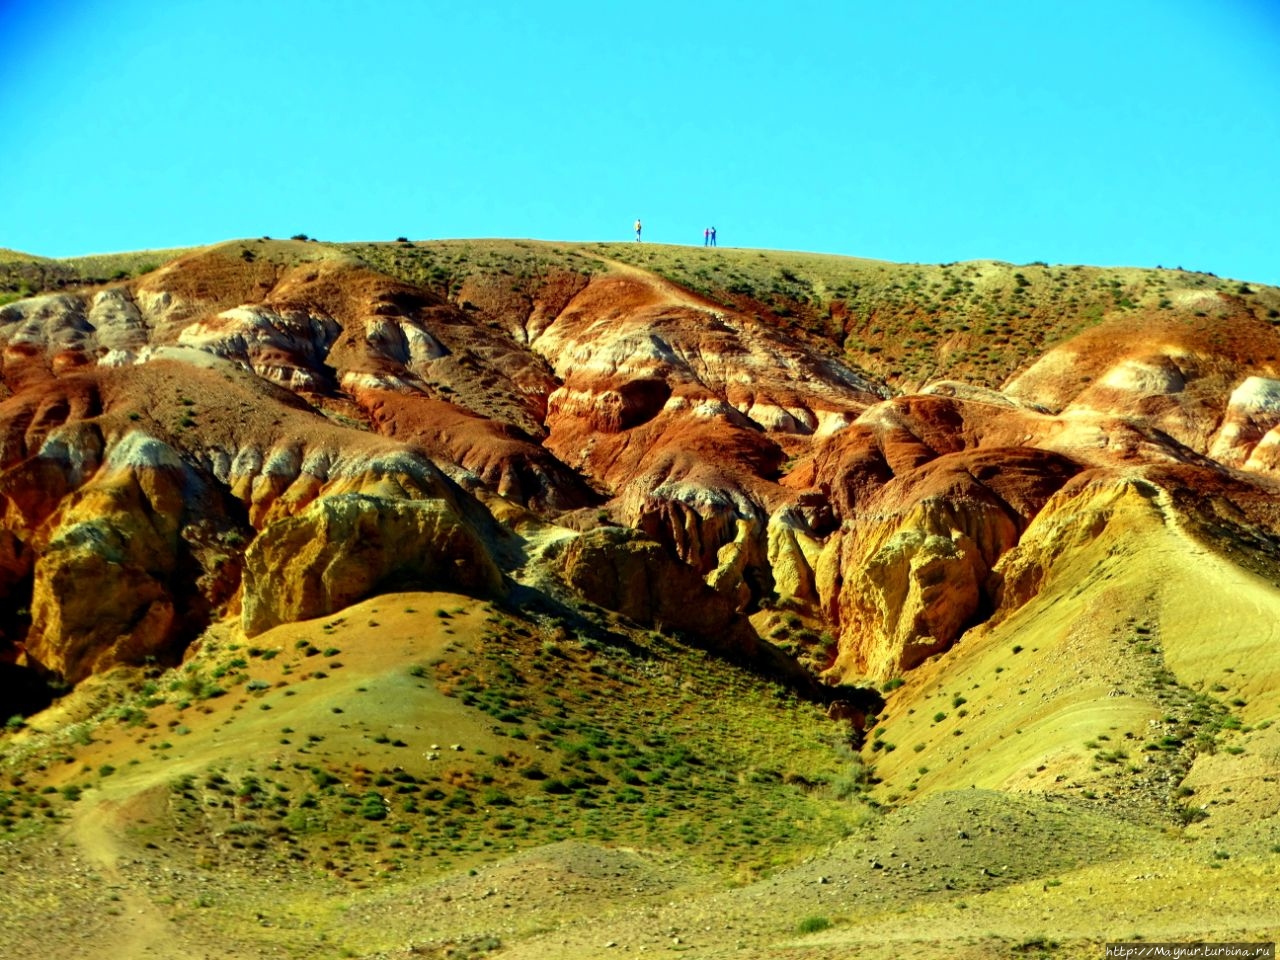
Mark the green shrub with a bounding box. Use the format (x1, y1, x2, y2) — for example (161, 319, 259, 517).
(1178, 805, 1209, 825)
(797, 916, 831, 934)
(360, 795, 387, 821)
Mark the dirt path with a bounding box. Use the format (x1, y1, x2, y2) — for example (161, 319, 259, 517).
(66, 793, 202, 960)
(590, 255, 725, 313)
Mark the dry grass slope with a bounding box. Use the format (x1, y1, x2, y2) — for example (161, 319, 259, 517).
(0, 592, 879, 958)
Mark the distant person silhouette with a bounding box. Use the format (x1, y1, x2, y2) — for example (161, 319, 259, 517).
(704, 227, 710, 247)
(710, 226, 717, 247)
(635, 219, 642, 242)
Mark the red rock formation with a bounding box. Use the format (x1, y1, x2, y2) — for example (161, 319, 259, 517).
(3, 239, 1280, 692)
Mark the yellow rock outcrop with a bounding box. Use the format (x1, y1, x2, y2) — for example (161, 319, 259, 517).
(24, 435, 190, 682)
(241, 493, 504, 636)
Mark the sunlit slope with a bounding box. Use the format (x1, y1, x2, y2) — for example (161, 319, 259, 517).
(865, 475, 1280, 827)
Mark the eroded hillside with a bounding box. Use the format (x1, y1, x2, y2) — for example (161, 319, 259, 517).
(3, 238, 1280, 686)
(2, 238, 1280, 958)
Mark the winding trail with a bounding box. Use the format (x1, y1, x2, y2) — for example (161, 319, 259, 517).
(66, 791, 202, 959)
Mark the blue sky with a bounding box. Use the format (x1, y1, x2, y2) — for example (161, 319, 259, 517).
(1, 0, 1277, 283)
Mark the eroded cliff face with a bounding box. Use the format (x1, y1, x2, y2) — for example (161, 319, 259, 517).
(528, 268, 882, 601)
(814, 444, 1080, 680)
(12, 428, 241, 682)
(549, 524, 815, 690)
(553, 527, 750, 644)
(241, 493, 504, 636)
(2, 238, 1279, 691)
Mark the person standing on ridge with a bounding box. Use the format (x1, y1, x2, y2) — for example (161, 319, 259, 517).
(704, 227, 710, 246)
(710, 226, 717, 247)
(635, 219, 642, 242)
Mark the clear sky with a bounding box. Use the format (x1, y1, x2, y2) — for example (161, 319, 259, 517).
(1, 0, 1277, 283)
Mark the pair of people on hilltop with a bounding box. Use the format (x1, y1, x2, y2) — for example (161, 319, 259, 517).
(632, 221, 717, 245)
